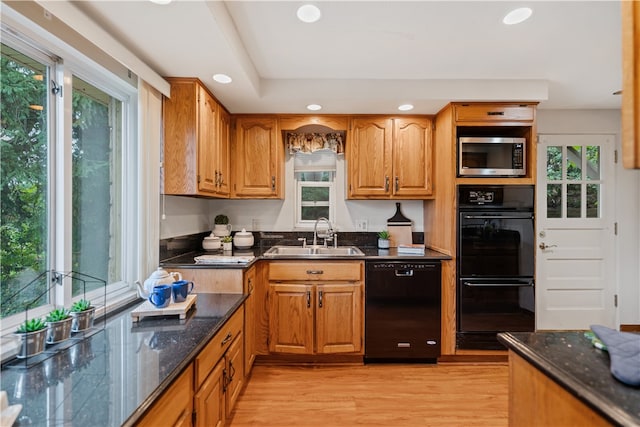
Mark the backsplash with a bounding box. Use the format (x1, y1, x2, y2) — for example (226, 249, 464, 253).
(160, 231, 424, 261)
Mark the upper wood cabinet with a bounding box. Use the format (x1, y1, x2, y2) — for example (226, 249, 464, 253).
(163, 77, 229, 197)
(622, 1, 640, 169)
(231, 116, 283, 198)
(347, 116, 433, 199)
(454, 103, 535, 123)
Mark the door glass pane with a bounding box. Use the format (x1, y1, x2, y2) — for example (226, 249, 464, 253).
(72, 77, 122, 296)
(546, 146, 562, 180)
(566, 146, 582, 180)
(586, 184, 600, 218)
(586, 146, 600, 180)
(1, 43, 50, 318)
(566, 184, 582, 218)
(546, 184, 562, 218)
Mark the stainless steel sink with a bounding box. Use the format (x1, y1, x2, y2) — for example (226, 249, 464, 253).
(263, 245, 364, 258)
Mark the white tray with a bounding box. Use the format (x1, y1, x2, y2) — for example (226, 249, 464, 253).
(131, 294, 197, 322)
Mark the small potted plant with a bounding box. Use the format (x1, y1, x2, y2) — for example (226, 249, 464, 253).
(213, 214, 231, 237)
(221, 235, 233, 251)
(70, 299, 95, 332)
(15, 317, 47, 358)
(377, 230, 391, 249)
(45, 307, 72, 344)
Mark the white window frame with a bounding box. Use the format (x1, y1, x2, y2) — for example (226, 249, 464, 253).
(294, 173, 336, 228)
(0, 23, 140, 357)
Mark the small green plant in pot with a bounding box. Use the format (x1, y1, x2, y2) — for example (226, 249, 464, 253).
(377, 230, 391, 249)
(70, 299, 95, 332)
(15, 317, 47, 358)
(221, 235, 233, 251)
(45, 307, 72, 344)
(213, 214, 231, 237)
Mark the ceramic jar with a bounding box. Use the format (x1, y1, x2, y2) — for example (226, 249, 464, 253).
(202, 233, 221, 250)
(233, 228, 254, 249)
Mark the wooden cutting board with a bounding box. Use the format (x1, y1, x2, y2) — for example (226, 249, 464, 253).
(131, 294, 197, 322)
(388, 224, 412, 247)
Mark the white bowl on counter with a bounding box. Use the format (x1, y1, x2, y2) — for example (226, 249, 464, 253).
(233, 229, 254, 249)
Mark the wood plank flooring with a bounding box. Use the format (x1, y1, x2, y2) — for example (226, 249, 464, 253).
(228, 363, 508, 426)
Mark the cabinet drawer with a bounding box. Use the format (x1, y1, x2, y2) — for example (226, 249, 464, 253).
(455, 104, 535, 122)
(195, 305, 244, 388)
(268, 261, 362, 282)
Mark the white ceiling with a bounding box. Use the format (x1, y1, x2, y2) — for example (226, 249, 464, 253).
(73, 0, 622, 115)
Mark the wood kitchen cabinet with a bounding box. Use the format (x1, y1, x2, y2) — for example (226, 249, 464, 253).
(347, 116, 433, 199)
(231, 116, 283, 198)
(267, 261, 363, 355)
(243, 265, 257, 375)
(622, 0, 640, 169)
(193, 306, 244, 427)
(136, 363, 194, 427)
(163, 77, 229, 197)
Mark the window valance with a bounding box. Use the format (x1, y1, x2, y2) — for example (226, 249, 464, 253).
(286, 132, 344, 154)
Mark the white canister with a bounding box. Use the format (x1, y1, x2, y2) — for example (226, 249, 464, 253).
(233, 229, 254, 249)
(202, 233, 221, 250)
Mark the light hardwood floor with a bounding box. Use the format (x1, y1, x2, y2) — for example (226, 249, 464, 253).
(228, 363, 508, 426)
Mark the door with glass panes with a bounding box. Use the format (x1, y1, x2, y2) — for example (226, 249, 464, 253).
(536, 134, 616, 329)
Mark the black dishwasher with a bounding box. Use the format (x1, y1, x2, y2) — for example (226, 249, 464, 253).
(365, 261, 441, 362)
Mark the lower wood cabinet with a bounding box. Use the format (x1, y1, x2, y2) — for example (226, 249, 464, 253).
(267, 261, 364, 355)
(193, 305, 244, 427)
(136, 364, 194, 427)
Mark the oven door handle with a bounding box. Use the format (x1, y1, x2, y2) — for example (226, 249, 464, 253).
(462, 215, 534, 220)
(463, 281, 534, 287)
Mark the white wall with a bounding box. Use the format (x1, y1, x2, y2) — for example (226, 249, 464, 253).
(537, 109, 640, 325)
(160, 155, 424, 237)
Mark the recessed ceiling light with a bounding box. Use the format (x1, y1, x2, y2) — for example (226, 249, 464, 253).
(503, 7, 532, 25)
(149, 0, 172, 5)
(297, 5, 321, 23)
(306, 104, 322, 111)
(213, 74, 232, 84)
(398, 104, 414, 111)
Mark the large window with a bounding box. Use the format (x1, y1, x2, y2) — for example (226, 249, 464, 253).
(1, 29, 136, 331)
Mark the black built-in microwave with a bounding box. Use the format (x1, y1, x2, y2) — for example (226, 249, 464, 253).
(458, 137, 526, 177)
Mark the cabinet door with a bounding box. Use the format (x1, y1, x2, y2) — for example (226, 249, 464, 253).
(194, 359, 225, 427)
(137, 364, 194, 427)
(244, 267, 256, 375)
(315, 283, 363, 354)
(197, 85, 218, 193)
(622, 1, 640, 169)
(216, 107, 231, 196)
(268, 283, 314, 354)
(347, 117, 393, 198)
(225, 333, 245, 417)
(232, 117, 281, 198)
(393, 117, 433, 198)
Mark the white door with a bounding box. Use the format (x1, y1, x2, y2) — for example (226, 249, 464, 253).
(536, 134, 617, 330)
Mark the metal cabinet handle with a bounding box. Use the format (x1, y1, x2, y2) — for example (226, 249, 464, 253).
(306, 291, 311, 308)
(222, 368, 228, 392)
(306, 270, 323, 275)
(395, 176, 399, 192)
(385, 176, 389, 192)
(221, 332, 233, 346)
(487, 111, 505, 116)
(539, 243, 557, 250)
(271, 176, 276, 191)
(318, 290, 323, 308)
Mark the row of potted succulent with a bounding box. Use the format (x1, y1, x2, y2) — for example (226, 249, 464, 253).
(14, 299, 95, 359)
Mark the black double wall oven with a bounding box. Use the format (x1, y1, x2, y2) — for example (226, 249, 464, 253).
(457, 185, 535, 349)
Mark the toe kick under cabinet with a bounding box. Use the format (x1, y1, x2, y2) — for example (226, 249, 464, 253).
(267, 261, 364, 356)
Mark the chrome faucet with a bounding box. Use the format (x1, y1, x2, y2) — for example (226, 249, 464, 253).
(313, 217, 335, 247)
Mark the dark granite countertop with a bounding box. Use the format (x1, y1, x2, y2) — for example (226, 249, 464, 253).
(1, 293, 246, 427)
(498, 331, 640, 426)
(160, 246, 451, 268)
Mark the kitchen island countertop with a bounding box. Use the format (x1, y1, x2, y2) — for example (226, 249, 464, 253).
(498, 331, 640, 426)
(1, 293, 246, 427)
